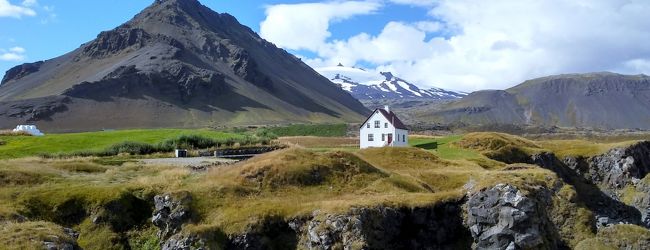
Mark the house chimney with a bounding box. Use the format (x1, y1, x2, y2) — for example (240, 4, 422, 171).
(384, 105, 390, 112)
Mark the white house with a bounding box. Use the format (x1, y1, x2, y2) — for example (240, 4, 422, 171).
(359, 106, 408, 149)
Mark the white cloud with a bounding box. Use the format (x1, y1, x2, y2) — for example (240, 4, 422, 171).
(262, 0, 650, 92)
(387, 0, 436, 7)
(0, 0, 35, 18)
(0, 46, 26, 61)
(21, 0, 36, 7)
(9, 46, 25, 53)
(260, 1, 382, 51)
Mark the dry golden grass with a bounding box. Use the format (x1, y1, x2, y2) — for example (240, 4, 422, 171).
(0, 130, 31, 136)
(456, 132, 541, 152)
(576, 224, 650, 250)
(1, 133, 629, 247)
(537, 139, 638, 158)
(0, 221, 77, 249)
(277, 136, 358, 149)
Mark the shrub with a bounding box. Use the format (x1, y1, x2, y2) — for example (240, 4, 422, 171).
(52, 162, 107, 173)
(0, 130, 32, 136)
(264, 124, 347, 137)
(105, 142, 157, 155)
(158, 135, 219, 150)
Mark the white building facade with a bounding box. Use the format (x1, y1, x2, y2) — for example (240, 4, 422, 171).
(359, 106, 409, 149)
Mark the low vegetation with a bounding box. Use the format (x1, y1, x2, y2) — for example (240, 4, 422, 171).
(0, 130, 31, 136)
(0, 129, 251, 159)
(576, 224, 650, 250)
(0, 130, 647, 249)
(0, 129, 278, 159)
(262, 124, 348, 137)
(0, 221, 78, 249)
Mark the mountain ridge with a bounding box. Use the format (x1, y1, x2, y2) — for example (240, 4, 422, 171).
(423, 72, 650, 129)
(0, 0, 369, 131)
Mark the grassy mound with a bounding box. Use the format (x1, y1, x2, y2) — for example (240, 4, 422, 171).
(224, 148, 387, 190)
(456, 132, 540, 152)
(0, 169, 47, 186)
(455, 133, 542, 163)
(576, 224, 650, 250)
(357, 147, 446, 171)
(0, 221, 78, 249)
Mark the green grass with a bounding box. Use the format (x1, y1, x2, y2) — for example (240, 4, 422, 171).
(409, 135, 482, 160)
(264, 124, 347, 137)
(0, 129, 246, 159)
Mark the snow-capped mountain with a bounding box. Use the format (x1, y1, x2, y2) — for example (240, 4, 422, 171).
(317, 65, 466, 100)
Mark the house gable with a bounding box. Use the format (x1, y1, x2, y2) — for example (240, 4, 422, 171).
(359, 108, 408, 130)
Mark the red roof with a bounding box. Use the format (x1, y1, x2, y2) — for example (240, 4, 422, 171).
(360, 108, 408, 130)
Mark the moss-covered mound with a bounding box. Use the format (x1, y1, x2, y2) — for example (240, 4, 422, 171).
(229, 148, 387, 190)
(0, 221, 79, 249)
(576, 224, 650, 250)
(455, 132, 542, 163)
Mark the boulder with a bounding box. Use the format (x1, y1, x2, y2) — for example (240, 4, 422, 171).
(466, 184, 553, 249)
(586, 142, 650, 190)
(301, 203, 469, 250)
(152, 192, 193, 240)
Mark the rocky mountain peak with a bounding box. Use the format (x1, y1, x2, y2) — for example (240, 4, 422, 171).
(380, 72, 395, 81)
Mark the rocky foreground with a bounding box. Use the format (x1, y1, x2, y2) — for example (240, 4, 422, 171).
(1, 135, 650, 249)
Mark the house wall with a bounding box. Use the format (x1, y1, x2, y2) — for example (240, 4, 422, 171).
(392, 128, 409, 147)
(360, 111, 409, 149)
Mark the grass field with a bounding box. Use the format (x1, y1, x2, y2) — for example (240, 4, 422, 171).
(0, 129, 245, 159)
(263, 124, 348, 137)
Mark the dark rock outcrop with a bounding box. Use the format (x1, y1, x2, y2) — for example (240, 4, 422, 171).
(152, 192, 193, 240)
(0, 96, 71, 122)
(625, 180, 650, 228)
(466, 184, 557, 249)
(1, 61, 43, 84)
(162, 234, 209, 250)
(81, 27, 151, 58)
(530, 142, 650, 228)
(575, 142, 650, 190)
(300, 203, 470, 250)
(42, 227, 80, 250)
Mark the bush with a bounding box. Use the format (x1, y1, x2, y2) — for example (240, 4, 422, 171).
(39, 134, 277, 159)
(158, 135, 219, 150)
(0, 130, 32, 136)
(105, 142, 157, 156)
(265, 124, 347, 137)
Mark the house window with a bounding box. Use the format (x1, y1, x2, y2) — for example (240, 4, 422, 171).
(382, 134, 385, 141)
(385, 123, 388, 128)
(374, 121, 380, 128)
(366, 123, 370, 128)
(403, 134, 406, 142)
(368, 134, 374, 141)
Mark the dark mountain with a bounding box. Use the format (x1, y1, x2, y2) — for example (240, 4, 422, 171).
(0, 0, 368, 132)
(422, 72, 650, 129)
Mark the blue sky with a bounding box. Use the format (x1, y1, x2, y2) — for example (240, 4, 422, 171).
(0, 0, 427, 79)
(1, 0, 650, 91)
